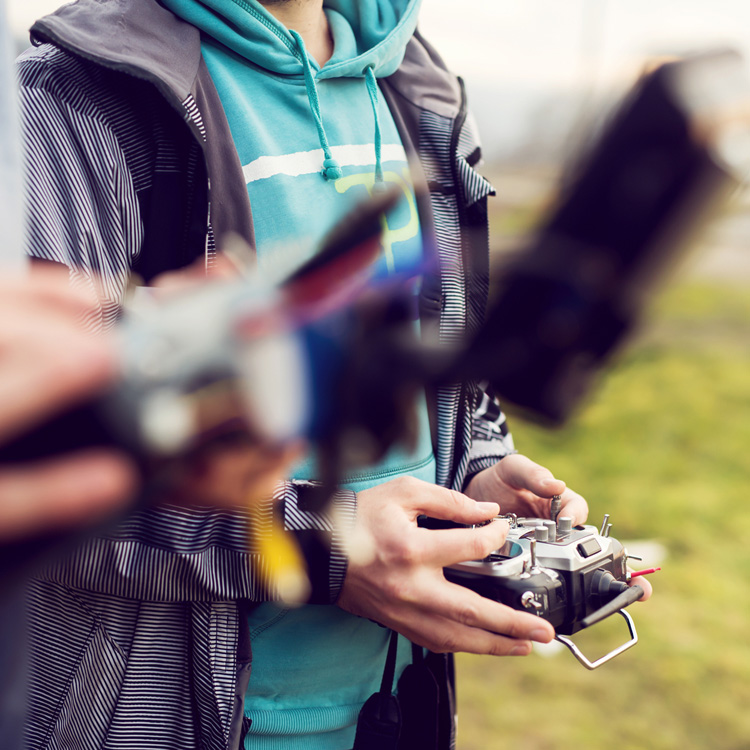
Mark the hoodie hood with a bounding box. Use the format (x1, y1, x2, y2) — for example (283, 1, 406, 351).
(158, 0, 422, 80)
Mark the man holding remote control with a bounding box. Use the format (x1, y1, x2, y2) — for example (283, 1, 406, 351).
(15, 0, 650, 748)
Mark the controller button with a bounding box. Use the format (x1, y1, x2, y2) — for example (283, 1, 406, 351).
(577, 538, 602, 558)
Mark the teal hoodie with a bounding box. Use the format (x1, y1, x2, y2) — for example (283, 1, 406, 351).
(160, 0, 424, 281)
(158, 1, 432, 747)
(160, 0, 435, 483)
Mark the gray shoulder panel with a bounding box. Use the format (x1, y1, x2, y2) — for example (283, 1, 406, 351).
(385, 30, 463, 119)
(30, 0, 201, 102)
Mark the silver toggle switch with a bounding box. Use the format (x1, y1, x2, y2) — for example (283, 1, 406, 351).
(529, 538, 540, 571)
(521, 591, 543, 611)
(550, 495, 562, 522)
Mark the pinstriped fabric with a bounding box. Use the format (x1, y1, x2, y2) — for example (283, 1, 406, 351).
(472, 385, 513, 441)
(206, 220, 218, 268)
(25, 581, 210, 750)
(455, 113, 494, 207)
(181, 94, 219, 269)
(283, 483, 356, 596)
(25, 583, 126, 750)
(416, 110, 512, 490)
(38, 533, 271, 601)
(419, 108, 483, 490)
(467, 386, 516, 475)
(189, 602, 242, 750)
(106, 502, 253, 548)
(455, 156, 494, 207)
(48, 633, 125, 750)
(26, 583, 242, 750)
(20, 46, 136, 293)
(453, 117, 513, 477)
(18, 31, 514, 749)
(456, 112, 482, 162)
(282, 491, 341, 534)
(19, 44, 209, 315)
(100, 604, 197, 750)
(182, 94, 207, 142)
(417, 109, 467, 488)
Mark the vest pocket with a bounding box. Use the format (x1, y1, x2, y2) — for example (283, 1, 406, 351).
(26, 583, 127, 750)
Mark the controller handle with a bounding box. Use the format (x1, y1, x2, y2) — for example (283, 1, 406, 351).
(556, 609, 639, 670)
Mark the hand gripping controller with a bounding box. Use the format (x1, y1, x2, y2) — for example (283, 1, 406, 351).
(443, 509, 647, 669)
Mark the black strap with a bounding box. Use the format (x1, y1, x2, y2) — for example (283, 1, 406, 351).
(396, 644, 440, 750)
(352, 630, 402, 750)
(353, 636, 454, 750)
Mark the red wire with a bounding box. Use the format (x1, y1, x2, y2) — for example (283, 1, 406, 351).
(629, 567, 662, 577)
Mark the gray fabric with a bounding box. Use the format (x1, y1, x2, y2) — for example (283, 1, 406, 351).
(31, 0, 200, 101)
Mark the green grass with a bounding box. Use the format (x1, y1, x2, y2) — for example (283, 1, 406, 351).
(455, 281, 750, 750)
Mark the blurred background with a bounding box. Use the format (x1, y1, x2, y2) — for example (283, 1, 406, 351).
(417, 4, 750, 750)
(9, 1, 750, 748)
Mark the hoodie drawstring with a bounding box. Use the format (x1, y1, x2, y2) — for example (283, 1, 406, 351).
(290, 30, 384, 186)
(364, 66, 384, 187)
(290, 29, 343, 181)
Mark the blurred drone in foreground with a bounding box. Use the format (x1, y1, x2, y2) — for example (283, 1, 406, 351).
(2, 49, 749, 510)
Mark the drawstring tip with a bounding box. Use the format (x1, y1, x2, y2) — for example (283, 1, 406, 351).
(322, 157, 343, 181)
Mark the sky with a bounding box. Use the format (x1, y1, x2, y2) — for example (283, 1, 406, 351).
(418, 0, 750, 89)
(417, 0, 750, 158)
(9, 0, 750, 159)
